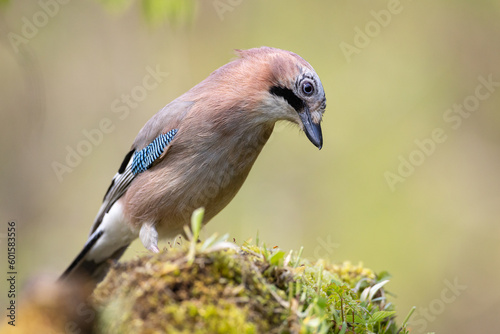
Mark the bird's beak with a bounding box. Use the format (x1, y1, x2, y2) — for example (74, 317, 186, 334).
(299, 106, 323, 150)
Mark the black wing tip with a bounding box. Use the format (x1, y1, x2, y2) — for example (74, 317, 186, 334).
(58, 230, 104, 282)
(118, 150, 135, 174)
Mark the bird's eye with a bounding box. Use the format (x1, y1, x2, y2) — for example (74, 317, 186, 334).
(301, 81, 314, 96)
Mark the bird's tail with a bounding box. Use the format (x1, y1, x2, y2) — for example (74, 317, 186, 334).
(58, 229, 130, 286)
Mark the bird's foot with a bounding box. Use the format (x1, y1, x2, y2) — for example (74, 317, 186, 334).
(139, 223, 160, 253)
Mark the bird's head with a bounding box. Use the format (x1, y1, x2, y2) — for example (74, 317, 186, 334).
(235, 47, 326, 149)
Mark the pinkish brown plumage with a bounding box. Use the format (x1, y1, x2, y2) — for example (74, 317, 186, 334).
(60, 47, 326, 285)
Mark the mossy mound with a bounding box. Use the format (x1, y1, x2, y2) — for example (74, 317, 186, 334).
(93, 246, 290, 333)
(90, 210, 411, 334)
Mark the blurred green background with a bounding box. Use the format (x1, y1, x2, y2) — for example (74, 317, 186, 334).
(1, 0, 500, 332)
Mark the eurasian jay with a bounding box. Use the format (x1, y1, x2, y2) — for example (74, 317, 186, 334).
(60, 46, 326, 283)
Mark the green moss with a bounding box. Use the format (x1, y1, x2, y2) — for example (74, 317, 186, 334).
(92, 245, 409, 333)
(93, 247, 284, 333)
(91, 209, 411, 333)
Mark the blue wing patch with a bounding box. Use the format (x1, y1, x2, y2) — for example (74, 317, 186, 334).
(131, 129, 178, 175)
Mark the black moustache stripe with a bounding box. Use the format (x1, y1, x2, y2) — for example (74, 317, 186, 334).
(270, 86, 303, 112)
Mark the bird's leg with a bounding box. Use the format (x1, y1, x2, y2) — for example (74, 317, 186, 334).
(139, 223, 160, 253)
